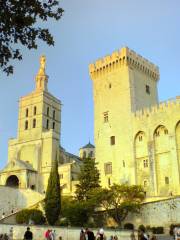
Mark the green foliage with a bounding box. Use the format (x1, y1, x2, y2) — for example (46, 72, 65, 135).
(44, 159, 61, 225)
(94, 184, 145, 226)
(16, 209, 29, 224)
(124, 223, 134, 230)
(75, 158, 100, 201)
(61, 196, 94, 227)
(0, 0, 64, 75)
(16, 209, 45, 224)
(151, 227, 164, 234)
(138, 224, 146, 232)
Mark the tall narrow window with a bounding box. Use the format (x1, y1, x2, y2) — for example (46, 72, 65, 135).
(146, 85, 150, 94)
(33, 106, 37, 115)
(53, 110, 56, 120)
(26, 108, 29, 117)
(110, 136, 115, 145)
(25, 120, 28, 130)
(165, 177, 169, 185)
(52, 122, 55, 130)
(47, 107, 49, 116)
(139, 135, 143, 141)
(103, 112, 108, 123)
(143, 159, 148, 168)
(33, 119, 36, 128)
(46, 119, 49, 129)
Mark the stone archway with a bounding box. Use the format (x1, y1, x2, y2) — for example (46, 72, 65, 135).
(6, 175, 19, 188)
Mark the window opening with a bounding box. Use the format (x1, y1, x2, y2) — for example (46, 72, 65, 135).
(104, 112, 109, 123)
(25, 120, 28, 130)
(143, 159, 148, 168)
(33, 119, 36, 128)
(110, 136, 115, 145)
(26, 108, 29, 117)
(104, 162, 112, 175)
(34, 106, 37, 115)
(46, 119, 49, 129)
(146, 85, 150, 94)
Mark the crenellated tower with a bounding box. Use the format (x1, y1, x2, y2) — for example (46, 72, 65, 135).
(89, 47, 160, 188)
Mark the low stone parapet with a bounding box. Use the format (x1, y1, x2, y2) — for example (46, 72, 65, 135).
(0, 224, 136, 240)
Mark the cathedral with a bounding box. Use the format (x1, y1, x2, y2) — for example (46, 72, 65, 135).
(0, 56, 94, 196)
(89, 47, 180, 197)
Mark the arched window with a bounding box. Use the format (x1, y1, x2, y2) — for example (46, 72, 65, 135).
(33, 106, 37, 115)
(46, 119, 49, 129)
(25, 108, 28, 117)
(53, 110, 56, 120)
(52, 122, 55, 130)
(33, 119, 36, 128)
(25, 120, 28, 130)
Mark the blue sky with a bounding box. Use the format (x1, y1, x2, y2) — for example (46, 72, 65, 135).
(0, 0, 180, 169)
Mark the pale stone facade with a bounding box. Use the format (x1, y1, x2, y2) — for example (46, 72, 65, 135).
(0, 56, 81, 196)
(89, 47, 180, 197)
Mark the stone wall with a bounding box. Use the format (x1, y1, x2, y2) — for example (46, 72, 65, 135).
(124, 196, 180, 228)
(0, 186, 44, 217)
(0, 224, 135, 240)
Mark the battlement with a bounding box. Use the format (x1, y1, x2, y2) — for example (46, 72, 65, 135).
(133, 96, 180, 119)
(89, 47, 159, 81)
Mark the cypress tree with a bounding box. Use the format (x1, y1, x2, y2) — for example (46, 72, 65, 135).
(44, 158, 61, 225)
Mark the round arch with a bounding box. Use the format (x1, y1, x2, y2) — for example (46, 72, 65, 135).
(153, 125, 168, 138)
(6, 175, 19, 188)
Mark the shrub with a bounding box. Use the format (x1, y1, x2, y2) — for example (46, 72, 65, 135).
(16, 209, 45, 225)
(16, 209, 29, 224)
(29, 209, 46, 225)
(151, 227, 164, 234)
(124, 223, 134, 230)
(138, 224, 146, 232)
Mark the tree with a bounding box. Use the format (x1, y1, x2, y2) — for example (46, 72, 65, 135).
(75, 158, 100, 201)
(95, 184, 145, 226)
(44, 159, 61, 225)
(61, 198, 94, 227)
(0, 0, 64, 75)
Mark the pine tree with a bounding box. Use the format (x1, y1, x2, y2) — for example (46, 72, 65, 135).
(44, 158, 61, 225)
(75, 158, 100, 201)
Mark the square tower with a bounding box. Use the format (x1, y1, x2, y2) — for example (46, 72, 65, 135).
(89, 47, 159, 188)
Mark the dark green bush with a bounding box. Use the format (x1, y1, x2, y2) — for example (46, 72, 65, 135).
(124, 223, 134, 230)
(16, 209, 29, 224)
(16, 209, 45, 225)
(138, 224, 146, 232)
(151, 227, 164, 234)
